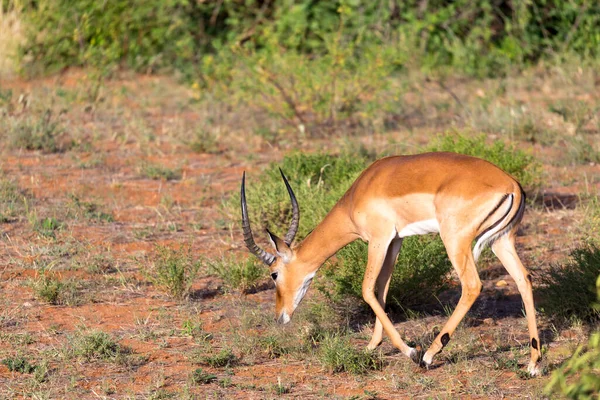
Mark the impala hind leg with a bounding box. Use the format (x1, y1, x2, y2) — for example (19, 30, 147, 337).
(363, 236, 416, 360)
(492, 235, 542, 376)
(367, 238, 403, 350)
(422, 242, 481, 367)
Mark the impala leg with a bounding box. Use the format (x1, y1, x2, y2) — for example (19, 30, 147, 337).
(363, 237, 415, 360)
(492, 235, 542, 376)
(422, 242, 482, 367)
(367, 238, 403, 350)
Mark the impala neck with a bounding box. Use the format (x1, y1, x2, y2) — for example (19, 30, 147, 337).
(294, 202, 357, 273)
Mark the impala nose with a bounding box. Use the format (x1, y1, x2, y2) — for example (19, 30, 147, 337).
(277, 311, 291, 325)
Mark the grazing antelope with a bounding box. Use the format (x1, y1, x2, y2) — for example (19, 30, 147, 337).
(241, 152, 541, 376)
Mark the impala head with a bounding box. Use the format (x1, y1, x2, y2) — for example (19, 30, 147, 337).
(241, 169, 313, 324)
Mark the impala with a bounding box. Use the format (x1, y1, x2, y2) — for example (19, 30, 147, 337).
(241, 151, 542, 376)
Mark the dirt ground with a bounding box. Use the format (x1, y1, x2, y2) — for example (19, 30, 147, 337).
(0, 69, 599, 399)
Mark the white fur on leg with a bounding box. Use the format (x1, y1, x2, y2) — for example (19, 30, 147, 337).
(527, 362, 541, 377)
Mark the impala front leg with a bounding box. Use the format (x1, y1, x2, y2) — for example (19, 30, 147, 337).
(367, 238, 403, 350)
(363, 236, 416, 361)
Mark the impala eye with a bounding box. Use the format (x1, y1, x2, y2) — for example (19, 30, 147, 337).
(271, 272, 278, 281)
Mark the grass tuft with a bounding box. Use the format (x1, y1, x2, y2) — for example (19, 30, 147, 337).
(318, 333, 384, 374)
(207, 256, 264, 294)
(2, 356, 37, 374)
(145, 245, 201, 299)
(203, 349, 237, 368)
(190, 368, 217, 385)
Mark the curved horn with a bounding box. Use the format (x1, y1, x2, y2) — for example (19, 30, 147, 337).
(279, 168, 299, 246)
(241, 172, 275, 266)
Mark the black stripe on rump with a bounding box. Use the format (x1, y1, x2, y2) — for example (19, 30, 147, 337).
(476, 193, 511, 235)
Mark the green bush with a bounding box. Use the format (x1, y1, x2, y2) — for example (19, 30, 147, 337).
(425, 133, 543, 194)
(18, 1, 600, 78)
(322, 236, 452, 311)
(538, 245, 600, 324)
(545, 276, 600, 399)
(230, 149, 373, 241)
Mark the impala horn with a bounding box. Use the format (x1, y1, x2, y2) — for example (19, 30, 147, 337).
(240, 169, 300, 266)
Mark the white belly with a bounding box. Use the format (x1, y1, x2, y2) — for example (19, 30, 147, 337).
(397, 219, 440, 237)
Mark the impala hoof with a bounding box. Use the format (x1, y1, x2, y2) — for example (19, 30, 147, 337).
(527, 362, 542, 377)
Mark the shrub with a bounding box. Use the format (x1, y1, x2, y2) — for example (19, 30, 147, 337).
(70, 331, 132, 364)
(545, 276, 600, 398)
(425, 133, 543, 194)
(228, 149, 373, 241)
(537, 245, 600, 324)
(146, 245, 201, 299)
(322, 236, 452, 311)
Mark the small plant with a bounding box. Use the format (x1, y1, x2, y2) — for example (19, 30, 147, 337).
(2, 356, 37, 374)
(32, 217, 64, 238)
(71, 331, 131, 363)
(538, 245, 600, 324)
(272, 377, 292, 395)
(207, 256, 264, 294)
(188, 129, 220, 154)
(0, 175, 25, 223)
(203, 349, 237, 368)
(191, 368, 217, 385)
(68, 194, 113, 222)
(139, 162, 182, 181)
(545, 276, 600, 398)
(318, 333, 383, 374)
(7, 110, 72, 153)
(31, 273, 63, 304)
(146, 245, 201, 299)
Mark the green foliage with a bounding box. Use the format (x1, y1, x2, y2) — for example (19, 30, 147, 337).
(138, 162, 182, 181)
(545, 276, 600, 399)
(318, 333, 384, 374)
(425, 133, 543, 193)
(538, 245, 600, 324)
(220, 30, 399, 136)
(19, 0, 201, 76)
(68, 194, 114, 222)
(323, 237, 452, 311)
(31, 273, 82, 305)
(207, 256, 264, 294)
(19, 1, 600, 78)
(190, 368, 217, 385)
(2, 356, 37, 374)
(71, 331, 130, 362)
(203, 349, 237, 368)
(32, 217, 64, 238)
(231, 149, 373, 241)
(146, 245, 201, 299)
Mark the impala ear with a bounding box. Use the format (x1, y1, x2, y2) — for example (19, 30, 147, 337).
(266, 229, 293, 264)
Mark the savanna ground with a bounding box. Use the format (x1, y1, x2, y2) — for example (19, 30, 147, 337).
(1, 64, 599, 400)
